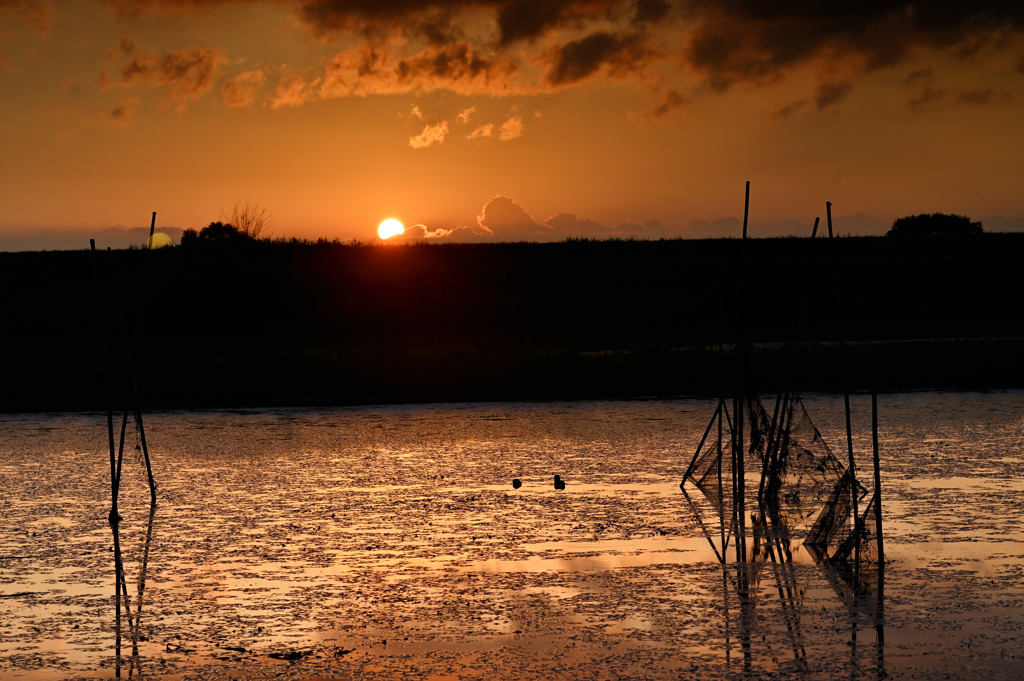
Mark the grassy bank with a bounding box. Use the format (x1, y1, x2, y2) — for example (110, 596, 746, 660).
(2, 235, 1020, 411)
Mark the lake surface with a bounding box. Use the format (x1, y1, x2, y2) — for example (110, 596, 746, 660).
(2, 391, 1023, 680)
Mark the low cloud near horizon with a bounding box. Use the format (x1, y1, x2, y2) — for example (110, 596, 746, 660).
(389, 197, 971, 243)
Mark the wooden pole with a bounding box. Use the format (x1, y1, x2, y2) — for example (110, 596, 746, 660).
(147, 212, 156, 248)
(844, 387, 859, 572)
(810, 217, 820, 238)
(742, 181, 750, 239)
(683, 401, 723, 484)
(718, 399, 726, 559)
(873, 392, 885, 675)
(736, 394, 746, 562)
(871, 391, 884, 563)
(732, 396, 741, 563)
(826, 201, 834, 238)
(92, 240, 120, 525)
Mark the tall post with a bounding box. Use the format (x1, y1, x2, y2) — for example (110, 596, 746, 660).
(147, 212, 156, 248)
(732, 395, 741, 564)
(871, 391, 884, 563)
(718, 399, 726, 559)
(826, 201, 834, 238)
(92, 240, 120, 525)
(736, 394, 745, 562)
(742, 181, 750, 239)
(810, 217, 820, 239)
(872, 390, 885, 676)
(845, 388, 859, 572)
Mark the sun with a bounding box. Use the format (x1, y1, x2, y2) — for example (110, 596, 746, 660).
(378, 219, 405, 240)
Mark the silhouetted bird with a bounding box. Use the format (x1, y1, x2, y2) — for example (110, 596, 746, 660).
(512, 478, 522, 489)
(554, 474, 566, 490)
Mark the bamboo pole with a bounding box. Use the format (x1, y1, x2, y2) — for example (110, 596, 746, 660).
(845, 387, 859, 572)
(92, 240, 120, 525)
(718, 399, 726, 559)
(742, 181, 750, 239)
(872, 391, 884, 562)
(683, 401, 722, 484)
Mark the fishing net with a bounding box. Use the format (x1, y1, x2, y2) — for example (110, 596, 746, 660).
(834, 489, 884, 566)
(804, 469, 855, 555)
(686, 402, 732, 517)
(767, 398, 849, 530)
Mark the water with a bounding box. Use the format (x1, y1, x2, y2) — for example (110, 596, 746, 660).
(1, 392, 1023, 679)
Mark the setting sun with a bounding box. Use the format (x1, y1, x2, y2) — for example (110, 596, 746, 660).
(378, 219, 405, 240)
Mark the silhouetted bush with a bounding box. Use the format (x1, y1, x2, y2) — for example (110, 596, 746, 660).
(887, 213, 983, 237)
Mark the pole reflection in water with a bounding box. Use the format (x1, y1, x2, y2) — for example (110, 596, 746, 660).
(110, 506, 157, 678)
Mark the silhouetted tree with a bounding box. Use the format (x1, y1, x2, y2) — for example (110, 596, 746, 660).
(887, 213, 983, 237)
(222, 200, 271, 239)
(180, 221, 254, 247)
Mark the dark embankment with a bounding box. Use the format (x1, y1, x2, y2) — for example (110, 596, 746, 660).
(2, 234, 1021, 411)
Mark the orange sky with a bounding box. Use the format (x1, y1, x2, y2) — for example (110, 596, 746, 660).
(2, 0, 1023, 248)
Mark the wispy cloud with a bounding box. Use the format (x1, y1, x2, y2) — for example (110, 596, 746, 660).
(635, 89, 689, 121)
(0, 0, 50, 32)
(84, 0, 1024, 118)
(320, 43, 519, 98)
(101, 38, 225, 111)
(909, 87, 945, 112)
(409, 120, 448, 148)
(109, 97, 139, 127)
(814, 80, 852, 110)
(270, 70, 318, 109)
(222, 69, 265, 107)
(457, 105, 476, 123)
(467, 123, 493, 138)
(955, 88, 1012, 106)
(498, 115, 523, 140)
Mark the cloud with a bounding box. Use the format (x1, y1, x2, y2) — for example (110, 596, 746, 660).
(905, 67, 934, 86)
(270, 71, 319, 108)
(774, 99, 807, 118)
(497, 115, 523, 140)
(319, 42, 519, 98)
(833, 211, 887, 236)
(222, 69, 265, 107)
(476, 195, 546, 240)
(633, 0, 669, 25)
(686, 217, 741, 238)
(457, 105, 475, 123)
(545, 212, 609, 238)
(815, 80, 853, 110)
(410, 104, 423, 119)
(909, 86, 946, 112)
(103, 38, 225, 111)
(636, 88, 689, 120)
(109, 97, 140, 126)
(542, 31, 654, 86)
(683, 1, 1024, 92)
(0, 0, 50, 32)
(467, 123, 493, 138)
(400, 223, 493, 241)
(93, 0, 1024, 114)
(409, 120, 448, 148)
(955, 88, 1012, 105)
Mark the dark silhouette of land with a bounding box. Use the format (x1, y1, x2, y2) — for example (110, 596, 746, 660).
(1, 234, 1021, 412)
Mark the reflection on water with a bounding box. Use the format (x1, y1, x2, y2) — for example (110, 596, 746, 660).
(110, 505, 156, 678)
(0, 391, 1023, 679)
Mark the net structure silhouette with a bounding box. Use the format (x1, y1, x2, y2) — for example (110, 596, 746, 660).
(683, 394, 882, 572)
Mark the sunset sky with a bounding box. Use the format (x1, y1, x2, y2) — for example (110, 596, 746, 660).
(2, 0, 1023, 248)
